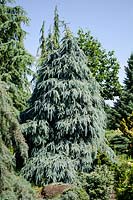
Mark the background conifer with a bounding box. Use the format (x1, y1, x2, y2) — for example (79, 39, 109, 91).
(0, 0, 33, 110)
(113, 54, 133, 128)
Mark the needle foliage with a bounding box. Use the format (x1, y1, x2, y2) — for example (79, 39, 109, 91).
(0, 0, 33, 110)
(21, 29, 113, 185)
(113, 54, 133, 129)
(0, 80, 40, 200)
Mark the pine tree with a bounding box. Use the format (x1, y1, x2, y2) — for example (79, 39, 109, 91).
(77, 29, 121, 100)
(113, 54, 133, 128)
(21, 29, 113, 185)
(0, 0, 33, 111)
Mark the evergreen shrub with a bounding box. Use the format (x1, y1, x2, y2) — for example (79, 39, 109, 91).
(114, 161, 133, 200)
(83, 165, 114, 200)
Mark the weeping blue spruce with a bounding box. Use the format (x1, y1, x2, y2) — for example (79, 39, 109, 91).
(20, 30, 114, 185)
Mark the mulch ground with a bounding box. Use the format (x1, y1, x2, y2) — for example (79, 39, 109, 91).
(41, 183, 72, 199)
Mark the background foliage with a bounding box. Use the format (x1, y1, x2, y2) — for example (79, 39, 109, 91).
(77, 29, 121, 100)
(0, 0, 33, 111)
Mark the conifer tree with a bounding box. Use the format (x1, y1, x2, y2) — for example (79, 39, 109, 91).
(53, 6, 60, 49)
(124, 53, 133, 92)
(0, 80, 39, 199)
(113, 54, 133, 128)
(21, 29, 113, 185)
(0, 80, 28, 166)
(0, 0, 33, 110)
(37, 21, 47, 66)
(37, 6, 60, 72)
(38, 6, 60, 56)
(36, 7, 61, 87)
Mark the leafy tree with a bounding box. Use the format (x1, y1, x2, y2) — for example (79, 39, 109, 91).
(113, 54, 133, 128)
(38, 12, 121, 101)
(77, 29, 121, 100)
(0, 0, 33, 110)
(20, 29, 113, 185)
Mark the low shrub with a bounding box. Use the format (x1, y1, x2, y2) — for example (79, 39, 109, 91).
(84, 165, 114, 200)
(60, 187, 89, 200)
(114, 161, 133, 200)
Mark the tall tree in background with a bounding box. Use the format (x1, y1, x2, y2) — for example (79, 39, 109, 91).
(20, 29, 113, 185)
(77, 29, 121, 100)
(113, 54, 133, 128)
(0, 0, 33, 111)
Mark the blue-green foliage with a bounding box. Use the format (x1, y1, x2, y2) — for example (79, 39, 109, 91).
(21, 30, 109, 185)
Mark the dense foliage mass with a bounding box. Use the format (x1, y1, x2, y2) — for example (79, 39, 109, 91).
(0, 80, 40, 200)
(20, 30, 112, 185)
(113, 54, 133, 129)
(0, 1, 40, 199)
(114, 161, 133, 200)
(0, 0, 33, 110)
(77, 29, 121, 100)
(0, 80, 28, 166)
(106, 130, 131, 156)
(84, 165, 114, 200)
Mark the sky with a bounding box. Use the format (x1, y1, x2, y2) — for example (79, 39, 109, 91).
(15, 0, 133, 83)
